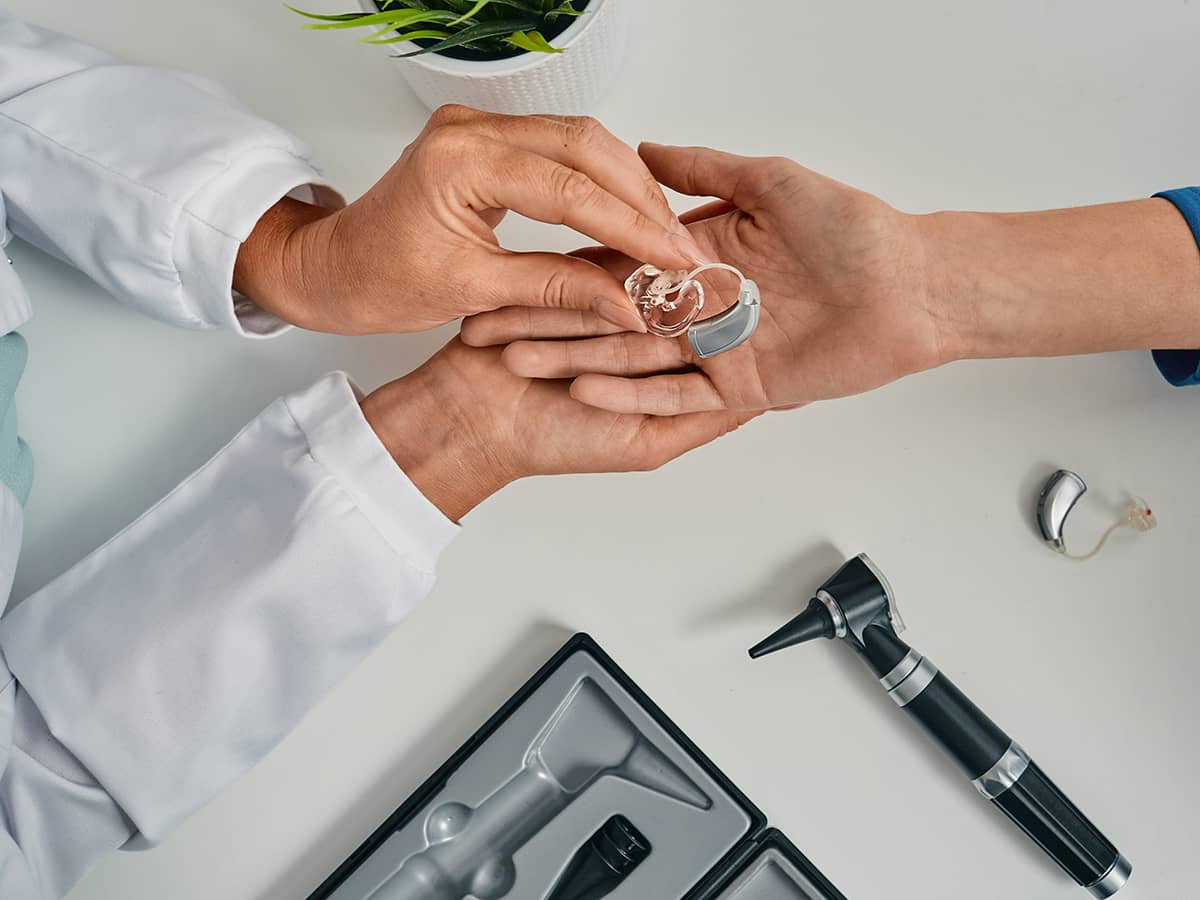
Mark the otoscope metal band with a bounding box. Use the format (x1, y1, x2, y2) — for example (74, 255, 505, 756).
(815, 590, 847, 639)
(972, 742, 1031, 799)
(883, 654, 939, 707)
(879, 649, 922, 691)
(1087, 854, 1133, 899)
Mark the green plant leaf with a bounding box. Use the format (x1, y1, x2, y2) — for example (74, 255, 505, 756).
(285, 6, 376, 22)
(485, 0, 547, 13)
(392, 17, 538, 56)
(294, 8, 458, 31)
(504, 29, 563, 53)
(447, 0, 491, 25)
(363, 27, 452, 43)
(544, 1, 581, 22)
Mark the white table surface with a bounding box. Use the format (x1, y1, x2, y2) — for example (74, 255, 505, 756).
(5, 1, 1198, 898)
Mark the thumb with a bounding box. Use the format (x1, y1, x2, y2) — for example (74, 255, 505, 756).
(638, 143, 767, 210)
(487, 251, 648, 333)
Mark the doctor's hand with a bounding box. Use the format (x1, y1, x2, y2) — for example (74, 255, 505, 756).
(459, 143, 945, 413)
(462, 144, 1200, 414)
(359, 338, 754, 521)
(233, 106, 707, 336)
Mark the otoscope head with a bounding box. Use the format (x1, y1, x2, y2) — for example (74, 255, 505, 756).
(748, 553, 902, 658)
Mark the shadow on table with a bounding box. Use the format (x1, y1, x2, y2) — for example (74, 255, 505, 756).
(256, 619, 574, 900)
(681, 540, 845, 633)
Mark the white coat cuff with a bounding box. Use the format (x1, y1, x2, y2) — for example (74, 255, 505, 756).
(174, 151, 345, 339)
(285, 372, 460, 567)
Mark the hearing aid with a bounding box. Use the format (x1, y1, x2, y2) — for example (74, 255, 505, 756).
(1036, 469, 1156, 561)
(625, 263, 760, 358)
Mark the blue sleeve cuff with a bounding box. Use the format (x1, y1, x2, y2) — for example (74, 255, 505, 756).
(1152, 187, 1200, 386)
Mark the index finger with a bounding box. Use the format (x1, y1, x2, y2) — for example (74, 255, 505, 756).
(468, 140, 707, 272)
(428, 106, 681, 232)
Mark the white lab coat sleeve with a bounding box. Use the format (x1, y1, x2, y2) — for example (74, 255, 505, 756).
(0, 372, 457, 894)
(0, 12, 343, 337)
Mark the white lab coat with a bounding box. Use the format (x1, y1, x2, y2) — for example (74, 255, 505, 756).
(0, 14, 458, 898)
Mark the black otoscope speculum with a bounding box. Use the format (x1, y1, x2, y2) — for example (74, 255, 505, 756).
(750, 554, 1131, 898)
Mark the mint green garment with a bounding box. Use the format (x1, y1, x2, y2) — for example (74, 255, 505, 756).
(0, 331, 31, 505)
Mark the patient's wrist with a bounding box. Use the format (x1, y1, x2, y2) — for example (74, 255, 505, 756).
(917, 201, 1200, 363)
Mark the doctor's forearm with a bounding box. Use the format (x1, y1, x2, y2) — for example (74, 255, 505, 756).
(920, 198, 1200, 363)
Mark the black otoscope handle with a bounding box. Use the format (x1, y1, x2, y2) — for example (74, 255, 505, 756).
(861, 625, 1131, 898)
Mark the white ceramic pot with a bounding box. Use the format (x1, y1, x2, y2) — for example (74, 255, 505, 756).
(358, 0, 629, 115)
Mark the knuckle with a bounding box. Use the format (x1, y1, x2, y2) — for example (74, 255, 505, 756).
(429, 103, 475, 125)
(540, 267, 572, 309)
(422, 123, 475, 159)
(666, 379, 685, 412)
(639, 168, 670, 206)
(629, 206, 658, 233)
(610, 338, 632, 372)
(572, 115, 605, 140)
(554, 167, 599, 207)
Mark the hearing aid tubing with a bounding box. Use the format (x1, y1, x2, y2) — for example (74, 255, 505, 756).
(751, 555, 1131, 898)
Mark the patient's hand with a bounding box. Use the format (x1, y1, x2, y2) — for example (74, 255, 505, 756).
(360, 337, 754, 520)
(461, 144, 948, 414)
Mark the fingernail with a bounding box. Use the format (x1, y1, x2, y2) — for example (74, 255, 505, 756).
(671, 228, 716, 267)
(599, 298, 647, 333)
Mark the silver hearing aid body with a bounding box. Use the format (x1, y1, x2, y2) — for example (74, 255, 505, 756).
(1036, 469, 1155, 561)
(1037, 469, 1088, 552)
(625, 263, 761, 358)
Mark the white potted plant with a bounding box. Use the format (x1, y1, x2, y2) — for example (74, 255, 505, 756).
(290, 0, 629, 115)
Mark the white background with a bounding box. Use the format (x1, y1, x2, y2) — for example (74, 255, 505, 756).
(4, 1, 1199, 898)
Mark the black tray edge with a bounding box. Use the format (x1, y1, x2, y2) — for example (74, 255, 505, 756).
(687, 828, 849, 900)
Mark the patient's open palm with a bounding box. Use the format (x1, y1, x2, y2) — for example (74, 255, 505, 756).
(462, 145, 947, 414)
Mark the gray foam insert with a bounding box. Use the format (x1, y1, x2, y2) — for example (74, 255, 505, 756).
(714, 848, 828, 900)
(327, 648, 752, 900)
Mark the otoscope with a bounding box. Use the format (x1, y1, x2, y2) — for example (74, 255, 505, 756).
(544, 815, 652, 900)
(749, 554, 1131, 898)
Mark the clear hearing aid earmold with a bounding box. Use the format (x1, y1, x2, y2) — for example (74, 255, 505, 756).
(625, 262, 761, 358)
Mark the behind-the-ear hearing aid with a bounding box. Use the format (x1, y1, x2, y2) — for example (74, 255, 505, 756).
(625, 263, 760, 358)
(1036, 469, 1156, 561)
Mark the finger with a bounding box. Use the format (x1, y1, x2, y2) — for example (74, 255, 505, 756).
(480, 113, 682, 231)
(568, 244, 637, 282)
(570, 372, 726, 416)
(487, 251, 648, 332)
(680, 199, 738, 225)
(504, 333, 689, 379)
(639, 143, 781, 213)
(633, 409, 757, 470)
(461, 307, 621, 347)
(470, 141, 707, 271)
(428, 106, 679, 231)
